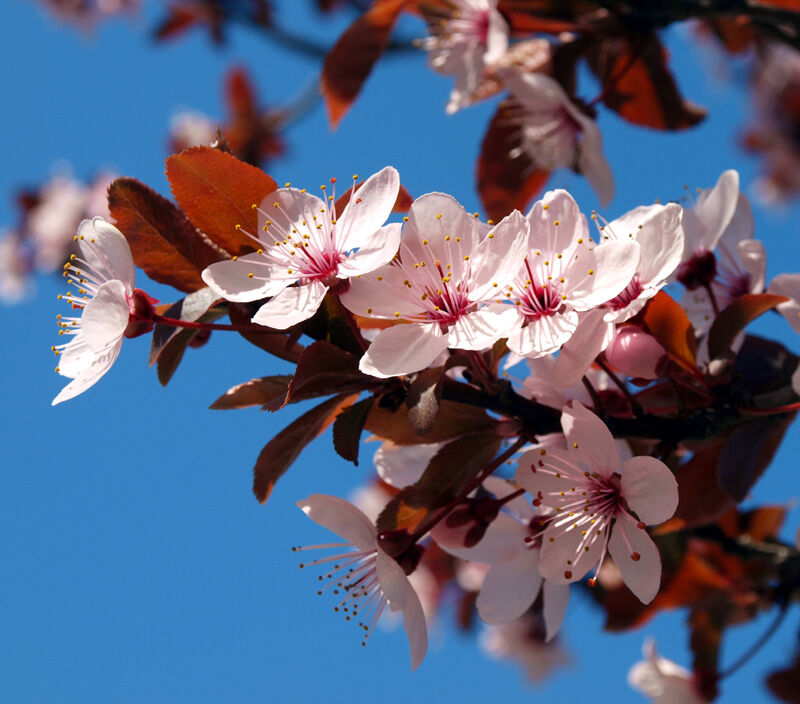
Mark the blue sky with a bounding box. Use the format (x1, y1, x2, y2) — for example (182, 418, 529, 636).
(1, 2, 799, 701)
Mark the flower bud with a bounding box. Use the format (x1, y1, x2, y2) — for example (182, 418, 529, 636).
(604, 327, 667, 380)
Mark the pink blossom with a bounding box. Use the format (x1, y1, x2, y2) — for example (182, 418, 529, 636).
(433, 479, 571, 638)
(341, 192, 528, 378)
(502, 70, 614, 206)
(515, 402, 678, 603)
(503, 190, 639, 359)
(202, 166, 400, 329)
(768, 273, 800, 335)
(628, 639, 707, 704)
(52, 218, 137, 405)
(294, 494, 427, 670)
(419, 0, 509, 114)
(28, 174, 88, 272)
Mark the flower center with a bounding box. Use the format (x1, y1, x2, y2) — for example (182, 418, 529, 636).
(606, 275, 644, 311)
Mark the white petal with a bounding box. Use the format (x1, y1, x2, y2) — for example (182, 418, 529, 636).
(54, 332, 94, 378)
(484, 7, 509, 64)
(506, 309, 579, 358)
(736, 239, 766, 293)
(561, 401, 620, 478)
(538, 520, 604, 584)
(78, 217, 136, 289)
(527, 190, 588, 256)
(576, 117, 614, 207)
(375, 550, 428, 670)
(81, 280, 130, 353)
(434, 512, 528, 564)
(608, 513, 661, 604)
(620, 456, 678, 525)
(338, 223, 401, 278)
(690, 169, 740, 254)
(448, 305, 517, 351)
(251, 280, 329, 329)
(374, 442, 441, 488)
(359, 322, 449, 378)
(552, 309, 613, 387)
(627, 204, 684, 286)
(471, 210, 530, 297)
(296, 494, 376, 552)
(477, 550, 542, 624)
(542, 579, 570, 641)
(52, 337, 123, 405)
(568, 240, 640, 309)
(336, 166, 400, 252)
(769, 273, 800, 335)
(201, 253, 290, 302)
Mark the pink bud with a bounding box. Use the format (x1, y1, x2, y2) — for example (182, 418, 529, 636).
(604, 327, 667, 380)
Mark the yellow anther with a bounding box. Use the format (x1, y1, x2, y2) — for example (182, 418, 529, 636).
(235, 224, 241, 230)
(247, 273, 254, 279)
(554, 220, 559, 226)
(366, 307, 372, 314)
(464, 255, 470, 261)
(488, 233, 494, 238)
(436, 213, 442, 220)
(377, 275, 383, 281)
(393, 312, 400, 318)
(588, 269, 594, 275)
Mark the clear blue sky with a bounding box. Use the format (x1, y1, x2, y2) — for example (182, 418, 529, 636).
(1, 2, 799, 702)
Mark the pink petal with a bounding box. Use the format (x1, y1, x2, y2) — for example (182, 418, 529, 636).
(620, 456, 678, 525)
(201, 253, 290, 302)
(359, 322, 449, 378)
(685, 169, 739, 255)
(527, 189, 589, 256)
(340, 264, 417, 319)
(470, 210, 530, 298)
(608, 512, 661, 604)
(54, 331, 94, 378)
(296, 494, 376, 552)
(514, 447, 578, 503)
(251, 280, 328, 329)
(375, 550, 428, 670)
(52, 337, 123, 405)
(374, 442, 440, 488)
(736, 239, 766, 293)
(434, 512, 528, 564)
(405, 192, 480, 263)
(81, 280, 130, 353)
(477, 550, 542, 624)
(335, 166, 400, 252)
(506, 308, 579, 358)
(568, 240, 641, 309)
(769, 273, 800, 335)
(552, 309, 612, 387)
(542, 579, 570, 641)
(448, 305, 517, 351)
(576, 116, 614, 207)
(78, 217, 136, 290)
(628, 204, 684, 287)
(538, 519, 605, 584)
(338, 223, 401, 278)
(484, 7, 509, 63)
(561, 401, 620, 478)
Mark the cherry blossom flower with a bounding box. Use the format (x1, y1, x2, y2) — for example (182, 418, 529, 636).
(680, 185, 765, 332)
(52, 217, 137, 405)
(0, 230, 31, 303)
(502, 70, 614, 206)
(515, 402, 678, 603)
(481, 613, 570, 683)
(432, 477, 570, 638)
(768, 273, 800, 335)
(419, 0, 509, 114)
(294, 494, 428, 670)
(374, 441, 442, 488)
(202, 166, 400, 329)
(341, 192, 528, 378)
(628, 639, 707, 704)
(503, 190, 639, 359)
(28, 174, 88, 271)
(170, 110, 218, 152)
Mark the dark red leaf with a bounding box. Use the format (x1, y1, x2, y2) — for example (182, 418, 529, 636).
(253, 393, 359, 503)
(227, 302, 305, 364)
(165, 146, 278, 255)
(149, 287, 221, 365)
(209, 376, 294, 410)
(365, 398, 497, 445)
(333, 396, 375, 465)
(156, 307, 224, 386)
(108, 178, 223, 292)
(673, 440, 734, 529)
(477, 101, 550, 222)
(321, 0, 408, 128)
(641, 291, 697, 372)
(707, 293, 789, 360)
(586, 33, 706, 131)
(767, 652, 800, 704)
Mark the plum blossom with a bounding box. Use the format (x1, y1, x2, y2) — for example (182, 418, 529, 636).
(341, 192, 528, 378)
(52, 218, 137, 405)
(481, 612, 570, 683)
(679, 182, 765, 332)
(628, 639, 707, 704)
(294, 494, 428, 670)
(502, 70, 614, 206)
(503, 190, 639, 359)
(432, 477, 570, 638)
(419, 0, 509, 114)
(202, 166, 400, 329)
(515, 402, 678, 603)
(768, 273, 800, 335)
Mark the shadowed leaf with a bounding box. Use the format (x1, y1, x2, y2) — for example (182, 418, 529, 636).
(210, 376, 294, 410)
(333, 396, 375, 465)
(708, 293, 788, 360)
(586, 33, 706, 131)
(108, 178, 223, 292)
(253, 393, 359, 503)
(321, 0, 408, 128)
(156, 309, 224, 386)
(478, 101, 550, 222)
(641, 290, 697, 372)
(166, 146, 278, 255)
(228, 302, 305, 364)
(150, 287, 221, 365)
